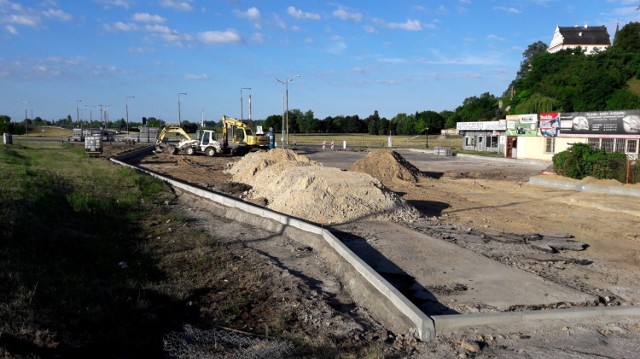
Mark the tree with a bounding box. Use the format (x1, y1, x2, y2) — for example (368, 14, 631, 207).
(0, 115, 10, 134)
(263, 115, 282, 133)
(516, 41, 548, 81)
(298, 110, 316, 133)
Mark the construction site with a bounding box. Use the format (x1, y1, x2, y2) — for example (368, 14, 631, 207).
(95, 140, 640, 358)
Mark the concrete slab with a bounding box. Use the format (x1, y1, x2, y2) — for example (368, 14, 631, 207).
(339, 222, 595, 314)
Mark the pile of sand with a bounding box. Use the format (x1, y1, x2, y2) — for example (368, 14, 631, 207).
(348, 150, 421, 184)
(227, 149, 420, 224)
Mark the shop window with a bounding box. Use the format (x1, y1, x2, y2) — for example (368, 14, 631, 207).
(588, 138, 600, 148)
(488, 136, 499, 148)
(615, 139, 625, 153)
(627, 139, 638, 154)
(545, 137, 555, 153)
(601, 138, 614, 153)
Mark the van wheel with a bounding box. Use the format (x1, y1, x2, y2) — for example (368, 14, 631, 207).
(205, 147, 216, 157)
(186, 147, 195, 155)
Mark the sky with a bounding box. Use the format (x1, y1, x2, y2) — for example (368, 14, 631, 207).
(1, 0, 639, 125)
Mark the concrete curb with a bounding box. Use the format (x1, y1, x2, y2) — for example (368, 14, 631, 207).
(432, 305, 640, 333)
(109, 152, 640, 341)
(529, 175, 640, 197)
(109, 155, 435, 341)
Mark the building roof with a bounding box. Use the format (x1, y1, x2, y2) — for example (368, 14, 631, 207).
(556, 25, 611, 46)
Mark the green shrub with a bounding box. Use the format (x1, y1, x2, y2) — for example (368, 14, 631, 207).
(553, 143, 634, 183)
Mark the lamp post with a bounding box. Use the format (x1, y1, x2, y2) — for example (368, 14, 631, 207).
(425, 127, 430, 148)
(276, 75, 300, 146)
(85, 105, 96, 124)
(76, 99, 82, 128)
(22, 101, 29, 136)
(240, 87, 251, 121)
(125, 96, 135, 134)
(178, 92, 187, 126)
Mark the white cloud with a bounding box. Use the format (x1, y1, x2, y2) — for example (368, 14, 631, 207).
(287, 6, 320, 20)
(387, 19, 423, 31)
(239, 7, 260, 21)
(250, 32, 264, 43)
(494, 6, 522, 14)
(161, 0, 194, 12)
(487, 34, 506, 42)
(43, 9, 72, 21)
(5, 24, 18, 35)
(184, 73, 208, 80)
(328, 35, 346, 54)
(96, 0, 133, 10)
(107, 21, 139, 31)
(133, 13, 166, 23)
(3, 14, 40, 26)
(198, 29, 241, 44)
(333, 9, 362, 22)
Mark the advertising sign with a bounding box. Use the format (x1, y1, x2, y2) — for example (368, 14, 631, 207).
(539, 112, 560, 137)
(560, 110, 640, 135)
(505, 114, 538, 136)
(456, 121, 506, 131)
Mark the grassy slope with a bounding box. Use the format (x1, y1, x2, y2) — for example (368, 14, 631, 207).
(0, 143, 208, 357)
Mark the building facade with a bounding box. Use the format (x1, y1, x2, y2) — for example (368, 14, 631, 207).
(548, 25, 611, 54)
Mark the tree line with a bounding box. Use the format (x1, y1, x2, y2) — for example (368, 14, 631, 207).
(3, 22, 639, 136)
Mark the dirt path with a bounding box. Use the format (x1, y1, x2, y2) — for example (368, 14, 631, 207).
(119, 145, 640, 357)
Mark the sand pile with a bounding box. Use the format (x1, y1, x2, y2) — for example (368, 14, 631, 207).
(227, 148, 419, 224)
(348, 150, 421, 184)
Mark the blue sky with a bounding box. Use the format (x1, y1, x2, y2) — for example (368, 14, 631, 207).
(1, 1, 639, 125)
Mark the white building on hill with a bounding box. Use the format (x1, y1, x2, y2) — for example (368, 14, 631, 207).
(548, 25, 611, 54)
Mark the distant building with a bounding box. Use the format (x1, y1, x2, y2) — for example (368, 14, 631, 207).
(548, 25, 611, 55)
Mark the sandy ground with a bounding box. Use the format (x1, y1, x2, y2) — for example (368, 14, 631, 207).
(120, 145, 640, 357)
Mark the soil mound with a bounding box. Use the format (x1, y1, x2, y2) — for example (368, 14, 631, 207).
(228, 149, 420, 224)
(348, 150, 420, 184)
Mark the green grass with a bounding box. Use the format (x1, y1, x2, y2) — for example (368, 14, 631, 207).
(0, 142, 181, 356)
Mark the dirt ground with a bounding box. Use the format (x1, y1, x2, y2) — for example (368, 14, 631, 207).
(117, 144, 640, 357)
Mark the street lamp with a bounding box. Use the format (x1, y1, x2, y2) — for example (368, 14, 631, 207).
(276, 75, 300, 146)
(178, 92, 187, 126)
(76, 99, 82, 128)
(125, 96, 135, 134)
(425, 127, 430, 148)
(240, 87, 251, 121)
(22, 101, 29, 136)
(85, 104, 96, 124)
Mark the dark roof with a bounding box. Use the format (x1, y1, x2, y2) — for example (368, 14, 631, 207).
(558, 25, 610, 45)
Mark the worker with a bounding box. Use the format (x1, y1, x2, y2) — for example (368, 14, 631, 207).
(268, 127, 275, 149)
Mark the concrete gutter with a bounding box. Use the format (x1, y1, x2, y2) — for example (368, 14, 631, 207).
(109, 149, 640, 341)
(530, 175, 640, 197)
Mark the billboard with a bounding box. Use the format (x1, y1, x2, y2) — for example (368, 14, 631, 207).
(559, 110, 640, 135)
(539, 112, 560, 137)
(505, 114, 538, 136)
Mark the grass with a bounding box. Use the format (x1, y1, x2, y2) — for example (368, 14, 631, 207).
(22, 126, 72, 137)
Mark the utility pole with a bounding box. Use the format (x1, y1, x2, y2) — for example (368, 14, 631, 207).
(76, 99, 82, 128)
(241, 87, 251, 121)
(276, 75, 300, 146)
(125, 96, 135, 134)
(22, 101, 29, 136)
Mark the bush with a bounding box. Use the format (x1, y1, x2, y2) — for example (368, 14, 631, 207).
(553, 143, 635, 183)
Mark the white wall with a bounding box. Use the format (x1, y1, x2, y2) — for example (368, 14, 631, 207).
(516, 136, 587, 161)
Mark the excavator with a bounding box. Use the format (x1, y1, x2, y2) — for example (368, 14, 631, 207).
(155, 126, 222, 156)
(219, 115, 269, 155)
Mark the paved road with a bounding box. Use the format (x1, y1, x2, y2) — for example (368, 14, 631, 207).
(292, 144, 550, 175)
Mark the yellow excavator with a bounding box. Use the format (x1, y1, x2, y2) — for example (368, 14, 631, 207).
(155, 126, 222, 156)
(220, 115, 269, 155)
